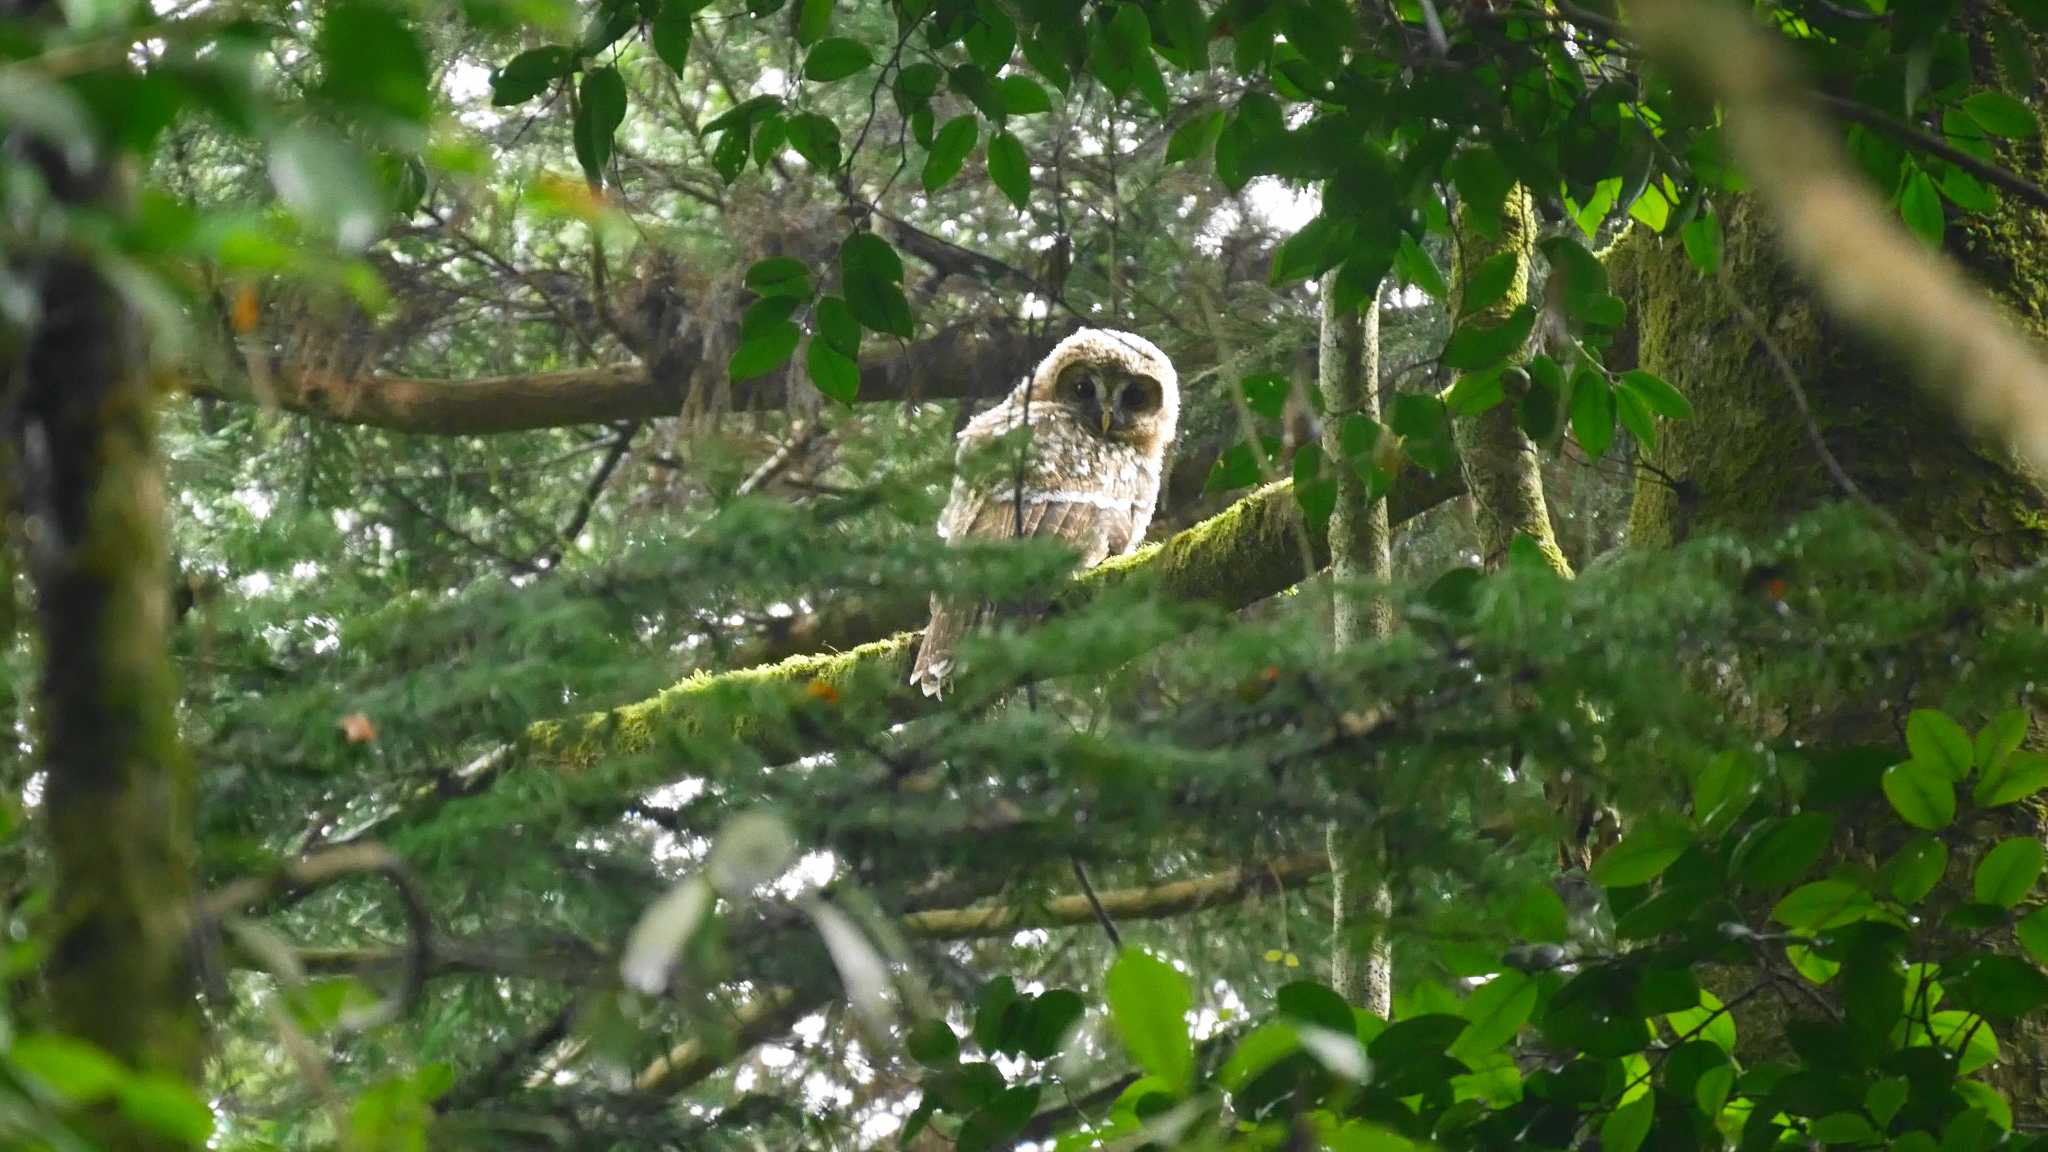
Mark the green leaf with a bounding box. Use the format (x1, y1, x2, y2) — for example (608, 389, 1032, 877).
(1974, 837, 2045, 907)
(922, 115, 978, 192)
(814, 294, 861, 355)
(1942, 165, 1999, 212)
(574, 66, 628, 184)
(7, 1034, 127, 1103)
(1810, 1112, 1877, 1144)
(841, 233, 913, 337)
(795, 0, 831, 44)
(1441, 305, 1536, 371)
(1883, 758, 1957, 829)
(1879, 834, 1948, 904)
(1444, 367, 1506, 417)
(1977, 751, 2048, 807)
(803, 36, 874, 81)
(1456, 251, 1519, 319)
(1943, 954, 2048, 1017)
(1899, 165, 1945, 248)
(1569, 366, 1615, 459)
(783, 111, 841, 171)
(1449, 971, 1537, 1064)
(745, 258, 811, 299)
(1681, 212, 1723, 276)
(1395, 233, 1448, 302)
(490, 46, 572, 105)
(1615, 369, 1694, 421)
(1614, 383, 1656, 448)
(806, 339, 859, 403)
(1929, 1010, 2001, 1073)
(1908, 709, 1974, 780)
(986, 130, 1030, 209)
(2015, 905, 2048, 967)
(964, 5, 1017, 72)
(1771, 880, 1876, 930)
(729, 320, 802, 381)
(1219, 1023, 1300, 1091)
(117, 1075, 214, 1147)
(1240, 374, 1290, 420)
(1628, 182, 1671, 232)
(1389, 392, 1456, 475)
(1866, 1076, 1910, 1128)
(1449, 146, 1513, 239)
(1270, 215, 1347, 286)
(1590, 824, 1688, 888)
(1692, 751, 1755, 832)
(1106, 949, 1194, 1093)
(997, 74, 1051, 114)
(1738, 810, 1834, 891)
(1601, 1093, 1654, 1152)
(1165, 109, 1223, 164)
(1019, 989, 1086, 1059)
(318, 0, 431, 122)
(1667, 990, 1737, 1052)
(1961, 90, 2040, 138)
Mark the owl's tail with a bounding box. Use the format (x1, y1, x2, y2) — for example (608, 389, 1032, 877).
(910, 596, 971, 699)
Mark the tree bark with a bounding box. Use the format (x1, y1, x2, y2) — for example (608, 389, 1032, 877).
(1319, 272, 1394, 1016)
(2, 75, 203, 1145)
(1451, 190, 1574, 577)
(189, 322, 1041, 434)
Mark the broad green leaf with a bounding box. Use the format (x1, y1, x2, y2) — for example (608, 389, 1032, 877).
(987, 130, 1030, 209)
(922, 115, 978, 192)
(1978, 751, 2048, 807)
(906, 1019, 958, 1067)
(1899, 166, 1945, 248)
(1681, 212, 1723, 276)
(269, 128, 385, 250)
(1448, 971, 1536, 1063)
(2015, 905, 2048, 967)
(318, 0, 431, 123)
(1976, 708, 2028, 772)
(1882, 758, 1956, 830)
(8, 1034, 127, 1103)
(574, 66, 628, 183)
(1019, 989, 1086, 1059)
(1165, 109, 1224, 164)
(490, 46, 571, 105)
(1929, 1010, 2000, 1073)
(1961, 90, 2040, 138)
(1941, 165, 1999, 212)
(1908, 708, 1974, 780)
(1771, 880, 1875, 930)
(1691, 750, 1755, 832)
(997, 74, 1051, 114)
(1449, 146, 1513, 239)
(806, 339, 859, 403)
(1441, 305, 1537, 371)
(1601, 1093, 1654, 1152)
(780, 111, 838, 170)
(1218, 1022, 1300, 1090)
(1866, 1076, 1910, 1128)
(1879, 834, 1948, 904)
(1590, 825, 1688, 889)
(1943, 954, 2048, 1017)
(1455, 250, 1520, 319)
(1395, 233, 1448, 302)
(1974, 837, 2045, 907)
(794, 0, 830, 43)
(1810, 1112, 1877, 1144)
(729, 320, 801, 381)
(803, 36, 874, 81)
(745, 257, 811, 298)
(1569, 366, 1615, 459)
(1667, 991, 1737, 1053)
(1444, 367, 1506, 417)
(118, 1075, 214, 1147)
(1106, 950, 1194, 1093)
(1616, 369, 1694, 421)
(1737, 810, 1833, 890)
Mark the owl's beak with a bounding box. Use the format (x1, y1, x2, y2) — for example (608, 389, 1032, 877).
(1100, 409, 1114, 436)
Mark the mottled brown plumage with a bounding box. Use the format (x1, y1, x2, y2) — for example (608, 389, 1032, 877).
(910, 328, 1180, 698)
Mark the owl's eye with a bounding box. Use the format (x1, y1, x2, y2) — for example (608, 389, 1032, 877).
(1121, 381, 1158, 412)
(1069, 375, 1094, 399)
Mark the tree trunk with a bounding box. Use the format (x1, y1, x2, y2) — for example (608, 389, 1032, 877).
(1319, 273, 1393, 1016)
(2, 31, 203, 1143)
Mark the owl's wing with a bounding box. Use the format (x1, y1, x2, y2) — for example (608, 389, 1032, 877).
(910, 482, 1140, 697)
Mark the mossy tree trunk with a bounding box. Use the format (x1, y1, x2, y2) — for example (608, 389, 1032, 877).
(2, 25, 204, 1142)
(1451, 190, 1575, 578)
(1319, 272, 1393, 1016)
(1618, 35, 2048, 1111)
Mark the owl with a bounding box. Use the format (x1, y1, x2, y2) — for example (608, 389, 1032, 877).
(910, 328, 1181, 698)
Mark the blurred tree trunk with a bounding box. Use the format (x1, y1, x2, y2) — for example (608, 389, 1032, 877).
(1319, 273, 1392, 1015)
(1, 10, 204, 1139)
(1618, 52, 2048, 1108)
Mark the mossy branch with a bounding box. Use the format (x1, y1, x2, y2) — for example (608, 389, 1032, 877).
(364, 469, 1465, 849)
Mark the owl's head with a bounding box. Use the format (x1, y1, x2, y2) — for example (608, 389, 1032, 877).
(1027, 328, 1180, 450)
